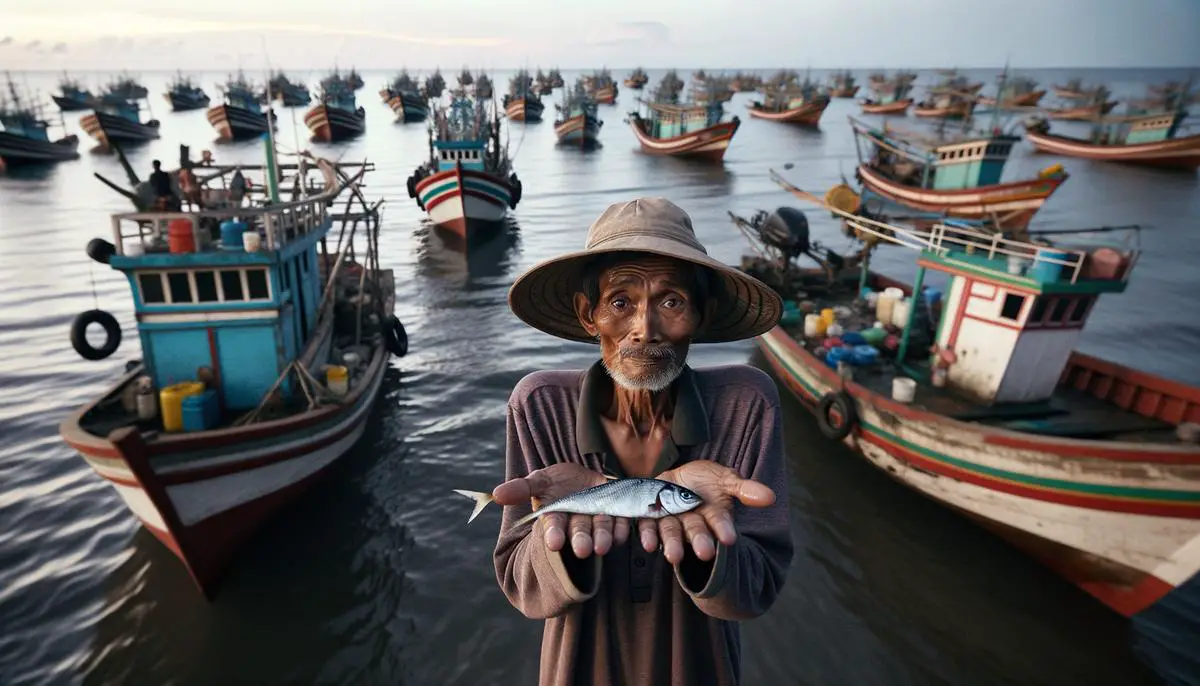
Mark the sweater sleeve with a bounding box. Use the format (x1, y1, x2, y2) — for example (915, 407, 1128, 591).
(673, 388, 793, 621)
(493, 398, 603, 620)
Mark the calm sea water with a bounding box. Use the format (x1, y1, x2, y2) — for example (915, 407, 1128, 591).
(1, 67, 1199, 686)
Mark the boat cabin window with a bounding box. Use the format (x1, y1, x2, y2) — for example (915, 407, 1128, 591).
(139, 273, 166, 304)
(221, 270, 245, 300)
(246, 269, 269, 300)
(167, 273, 191, 304)
(999, 293, 1025, 321)
(1023, 295, 1095, 329)
(1050, 297, 1071, 322)
(195, 272, 219, 302)
(135, 267, 273, 306)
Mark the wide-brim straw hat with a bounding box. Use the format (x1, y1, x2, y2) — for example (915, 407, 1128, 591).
(508, 197, 782, 344)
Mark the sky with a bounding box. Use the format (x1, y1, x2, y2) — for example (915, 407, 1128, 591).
(1, 0, 1197, 72)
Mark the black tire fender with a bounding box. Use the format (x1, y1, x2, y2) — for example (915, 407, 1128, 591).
(86, 238, 116, 265)
(71, 309, 122, 361)
(385, 315, 408, 357)
(816, 390, 857, 441)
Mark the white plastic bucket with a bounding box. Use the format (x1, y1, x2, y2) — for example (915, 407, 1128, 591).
(803, 313, 823, 338)
(892, 377, 917, 403)
(891, 298, 911, 328)
(243, 231, 262, 252)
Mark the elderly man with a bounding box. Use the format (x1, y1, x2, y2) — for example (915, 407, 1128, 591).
(490, 197, 792, 685)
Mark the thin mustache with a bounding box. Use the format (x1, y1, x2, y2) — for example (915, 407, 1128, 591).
(619, 344, 676, 360)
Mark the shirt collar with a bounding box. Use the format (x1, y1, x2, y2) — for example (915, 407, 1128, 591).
(575, 360, 710, 475)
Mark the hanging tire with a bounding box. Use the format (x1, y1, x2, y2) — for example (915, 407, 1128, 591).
(385, 315, 408, 357)
(86, 238, 116, 265)
(816, 391, 857, 441)
(406, 174, 417, 199)
(71, 309, 122, 361)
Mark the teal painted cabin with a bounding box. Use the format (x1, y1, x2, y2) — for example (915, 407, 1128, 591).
(851, 117, 1022, 191)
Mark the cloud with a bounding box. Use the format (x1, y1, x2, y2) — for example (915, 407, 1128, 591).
(585, 21, 670, 47)
(52, 42, 68, 53)
(0, 36, 12, 46)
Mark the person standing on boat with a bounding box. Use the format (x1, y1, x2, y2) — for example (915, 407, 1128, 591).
(487, 198, 792, 685)
(148, 159, 178, 211)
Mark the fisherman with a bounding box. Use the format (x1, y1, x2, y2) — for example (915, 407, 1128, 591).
(489, 198, 793, 685)
(148, 159, 177, 211)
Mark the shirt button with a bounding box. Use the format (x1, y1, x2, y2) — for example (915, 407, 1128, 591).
(634, 557, 646, 568)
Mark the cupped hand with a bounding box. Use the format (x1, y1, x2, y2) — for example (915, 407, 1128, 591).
(646, 461, 776, 564)
(491, 462, 631, 558)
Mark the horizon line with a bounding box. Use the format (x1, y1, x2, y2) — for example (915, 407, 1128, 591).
(7, 64, 1198, 73)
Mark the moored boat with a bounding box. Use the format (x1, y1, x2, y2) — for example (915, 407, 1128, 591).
(1024, 108, 1200, 172)
(475, 73, 494, 100)
(860, 70, 916, 115)
(107, 72, 149, 101)
(458, 67, 474, 88)
(0, 77, 80, 171)
(748, 72, 831, 125)
(206, 73, 275, 141)
(81, 93, 160, 147)
(626, 74, 740, 161)
(346, 67, 365, 91)
(305, 74, 366, 142)
(164, 72, 211, 112)
(53, 73, 98, 111)
(624, 67, 649, 90)
(738, 172, 1200, 619)
(381, 70, 429, 123)
(978, 74, 1045, 108)
(425, 69, 447, 99)
(828, 69, 860, 98)
(503, 69, 545, 122)
(406, 95, 521, 249)
(585, 69, 618, 105)
(269, 71, 312, 107)
(548, 68, 565, 89)
(1052, 77, 1104, 101)
(554, 79, 603, 148)
(847, 116, 1068, 230)
(60, 143, 408, 597)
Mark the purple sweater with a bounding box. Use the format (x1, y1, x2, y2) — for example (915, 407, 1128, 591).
(493, 362, 793, 685)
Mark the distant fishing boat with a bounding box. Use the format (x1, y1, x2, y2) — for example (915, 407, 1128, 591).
(748, 72, 831, 125)
(548, 68, 565, 89)
(692, 76, 735, 105)
(554, 79, 602, 148)
(744, 169, 1200, 620)
(828, 69, 860, 98)
(107, 72, 149, 101)
(0, 76, 79, 171)
(624, 68, 649, 90)
(626, 73, 740, 161)
(730, 72, 762, 92)
(305, 73, 366, 142)
(584, 69, 618, 105)
(458, 67, 474, 88)
(860, 71, 915, 115)
(81, 93, 160, 147)
(381, 70, 428, 123)
(914, 70, 982, 119)
(1024, 107, 1200, 172)
(206, 72, 274, 141)
(1045, 85, 1119, 121)
(847, 115, 1068, 230)
(164, 72, 211, 112)
(60, 141, 407, 598)
(346, 67, 365, 90)
(269, 71, 312, 107)
(1052, 77, 1103, 100)
(406, 95, 521, 249)
(475, 73, 494, 100)
(977, 74, 1045, 108)
(504, 69, 545, 122)
(52, 73, 98, 111)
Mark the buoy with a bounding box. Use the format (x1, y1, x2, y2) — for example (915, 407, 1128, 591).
(70, 309, 121, 361)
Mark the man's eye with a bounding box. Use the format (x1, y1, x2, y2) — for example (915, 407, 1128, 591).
(610, 298, 628, 309)
(663, 297, 681, 309)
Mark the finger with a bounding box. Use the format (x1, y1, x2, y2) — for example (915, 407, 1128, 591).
(613, 517, 631, 547)
(542, 513, 567, 552)
(568, 513, 594, 558)
(679, 512, 715, 561)
(492, 469, 554, 505)
(657, 516, 685, 565)
(723, 475, 776, 508)
(638, 518, 658, 553)
(591, 514, 614, 556)
(701, 507, 738, 547)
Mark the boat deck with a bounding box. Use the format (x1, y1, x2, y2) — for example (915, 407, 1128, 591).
(759, 261, 1182, 446)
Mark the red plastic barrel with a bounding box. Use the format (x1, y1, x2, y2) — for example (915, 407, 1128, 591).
(168, 219, 196, 254)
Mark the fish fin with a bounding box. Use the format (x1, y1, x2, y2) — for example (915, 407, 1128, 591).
(513, 508, 542, 528)
(452, 489, 494, 524)
(602, 473, 619, 480)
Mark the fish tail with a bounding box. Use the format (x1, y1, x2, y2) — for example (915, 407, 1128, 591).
(452, 489, 494, 524)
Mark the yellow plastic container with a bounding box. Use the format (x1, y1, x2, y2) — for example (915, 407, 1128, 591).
(824, 184, 861, 214)
(820, 308, 837, 328)
(1038, 163, 1065, 178)
(326, 365, 349, 397)
(160, 382, 205, 432)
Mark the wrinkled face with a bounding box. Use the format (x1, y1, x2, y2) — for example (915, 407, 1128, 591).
(574, 255, 703, 392)
(657, 483, 703, 515)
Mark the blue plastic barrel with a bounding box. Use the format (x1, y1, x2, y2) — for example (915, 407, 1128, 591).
(220, 220, 249, 249)
(1028, 249, 1069, 283)
(922, 287, 942, 309)
(852, 345, 880, 365)
(826, 346, 853, 369)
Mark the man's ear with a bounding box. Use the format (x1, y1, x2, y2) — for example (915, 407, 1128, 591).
(573, 293, 599, 337)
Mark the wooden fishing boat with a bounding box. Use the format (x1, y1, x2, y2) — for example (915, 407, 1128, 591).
(977, 74, 1045, 108)
(269, 71, 312, 107)
(861, 99, 913, 115)
(458, 67, 474, 88)
(406, 95, 521, 250)
(548, 68, 565, 89)
(503, 69, 545, 122)
(748, 74, 831, 125)
(626, 74, 740, 161)
(425, 69, 447, 99)
(60, 142, 408, 598)
(206, 73, 274, 141)
(305, 73, 366, 142)
(0, 77, 80, 171)
(475, 73, 494, 100)
(913, 95, 976, 119)
(1053, 78, 1104, 101)
(848, 116, 1068, 230)
(81, 93, 160, 147)
(1047, 100, 1119, 121)
(730, 72, 762, 92)
(1024, 110, 1200, 172)
(381, 70, 428, 123)
(107, 72, 149, 101)
(860, 71, 917, 115)
(52, 73, 98, 111)
(585, 69, 618, 105)
(624, 68, 649, 90)
(692, 76, 735, 105)
(828, 70, 860, 98)
(554, 80, 603, 148)
(737, 171, 1200, 619)
(163, 72, 210, 112)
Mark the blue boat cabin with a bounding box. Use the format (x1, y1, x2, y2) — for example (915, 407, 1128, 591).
(1093, 112, 1182, 145)
(107, 189, 331, 413)
(852, 117, 1031, 190)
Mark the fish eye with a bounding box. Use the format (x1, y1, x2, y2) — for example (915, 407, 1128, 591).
(681, 491, 696, 500)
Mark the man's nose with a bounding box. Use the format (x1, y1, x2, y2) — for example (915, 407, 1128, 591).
(629, 303, 663, 343)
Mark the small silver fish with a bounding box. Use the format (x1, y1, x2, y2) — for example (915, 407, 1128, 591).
(454, 477, 703, 527)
